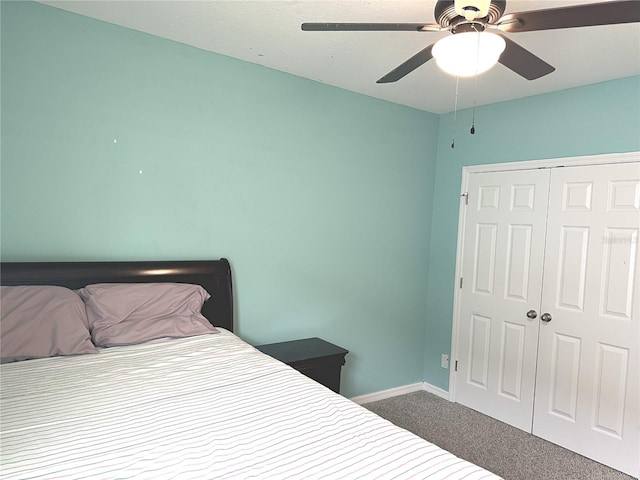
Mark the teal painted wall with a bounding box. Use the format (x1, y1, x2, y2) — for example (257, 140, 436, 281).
(424, 76, 640, 390)
(0, 1, 440, 397)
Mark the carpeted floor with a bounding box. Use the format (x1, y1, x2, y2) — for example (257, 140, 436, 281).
(363, 391, 636, 480)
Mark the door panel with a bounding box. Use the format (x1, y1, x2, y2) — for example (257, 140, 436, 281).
(593, 343, 628, 438)
(533, 162, 639, 476)
(504, 224, 533, 301)
(601, 227, 637, 319)
(473, 223, 498, 294)
(455, 169, 550, 431)
(469, 314, 491, 388)
(548, 332, 581, 421)
(498, 321, 526, 400)
(556, 226, 589, 310)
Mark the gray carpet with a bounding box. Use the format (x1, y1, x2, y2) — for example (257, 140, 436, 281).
(363, 391, 635, 480)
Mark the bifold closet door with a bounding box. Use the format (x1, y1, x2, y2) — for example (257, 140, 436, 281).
(454, 161, 639, 476)
(455, 169, 550, 432)
(532, 162, 639, 476)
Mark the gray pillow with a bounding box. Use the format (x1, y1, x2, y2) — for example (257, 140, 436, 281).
(77, 283, 217, 347)
(0, 285, 98, 363)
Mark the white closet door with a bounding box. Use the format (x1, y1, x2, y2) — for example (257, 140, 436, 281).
(532, 162, 639, 476)
(455, 169, 551, 431)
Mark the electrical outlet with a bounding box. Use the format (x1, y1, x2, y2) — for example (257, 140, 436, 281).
(441, 354, 449, 369)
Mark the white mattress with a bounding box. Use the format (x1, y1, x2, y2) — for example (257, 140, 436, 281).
(1, 330, 501, 479)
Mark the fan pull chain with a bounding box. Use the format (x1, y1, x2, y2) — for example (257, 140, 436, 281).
(451, 76, 460, 149)
(471, 72, 478, 135)
(470, 30, 482, 135)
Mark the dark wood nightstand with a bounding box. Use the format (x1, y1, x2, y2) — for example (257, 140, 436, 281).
(255, 337, 348, 394)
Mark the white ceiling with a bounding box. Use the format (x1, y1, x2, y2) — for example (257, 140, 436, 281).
(41, 0, 640, 113)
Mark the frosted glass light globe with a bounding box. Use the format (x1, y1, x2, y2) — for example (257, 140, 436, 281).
(432, 32, 506, 77)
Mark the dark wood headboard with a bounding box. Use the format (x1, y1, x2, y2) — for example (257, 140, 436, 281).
(0, 259, 234, 332)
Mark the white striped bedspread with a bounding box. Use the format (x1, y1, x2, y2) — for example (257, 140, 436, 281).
(1, 330, 502, 479)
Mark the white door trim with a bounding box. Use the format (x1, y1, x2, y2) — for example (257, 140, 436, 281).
(448, 151, 640, 402)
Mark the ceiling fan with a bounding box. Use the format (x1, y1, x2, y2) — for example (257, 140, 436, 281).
(302, 0, 640, 83)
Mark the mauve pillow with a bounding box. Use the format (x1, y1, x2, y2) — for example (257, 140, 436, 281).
(77, 283, 217, 347)
(0, 285, 98, 363)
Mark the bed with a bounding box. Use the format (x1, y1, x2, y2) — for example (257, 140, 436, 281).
(0, 259, 501, 479)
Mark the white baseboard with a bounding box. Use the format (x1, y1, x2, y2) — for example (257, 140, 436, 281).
(350, 382, 451, 405)
(422, 382, 451, 400)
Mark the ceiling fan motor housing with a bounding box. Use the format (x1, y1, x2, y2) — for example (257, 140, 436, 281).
(435, 0, 506, 28)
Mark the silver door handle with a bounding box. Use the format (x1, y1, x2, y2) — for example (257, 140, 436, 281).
(526, 310, 538, 319)
(541, 312, 552, 323)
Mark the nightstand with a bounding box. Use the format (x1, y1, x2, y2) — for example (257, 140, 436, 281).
(255, 337, 348, 394)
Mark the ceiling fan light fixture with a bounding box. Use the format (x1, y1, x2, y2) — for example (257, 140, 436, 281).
(432, 31, 506, 77)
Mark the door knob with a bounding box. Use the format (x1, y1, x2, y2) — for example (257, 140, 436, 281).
(541, 312, 552, 323)
(526, 310, 538, 319)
